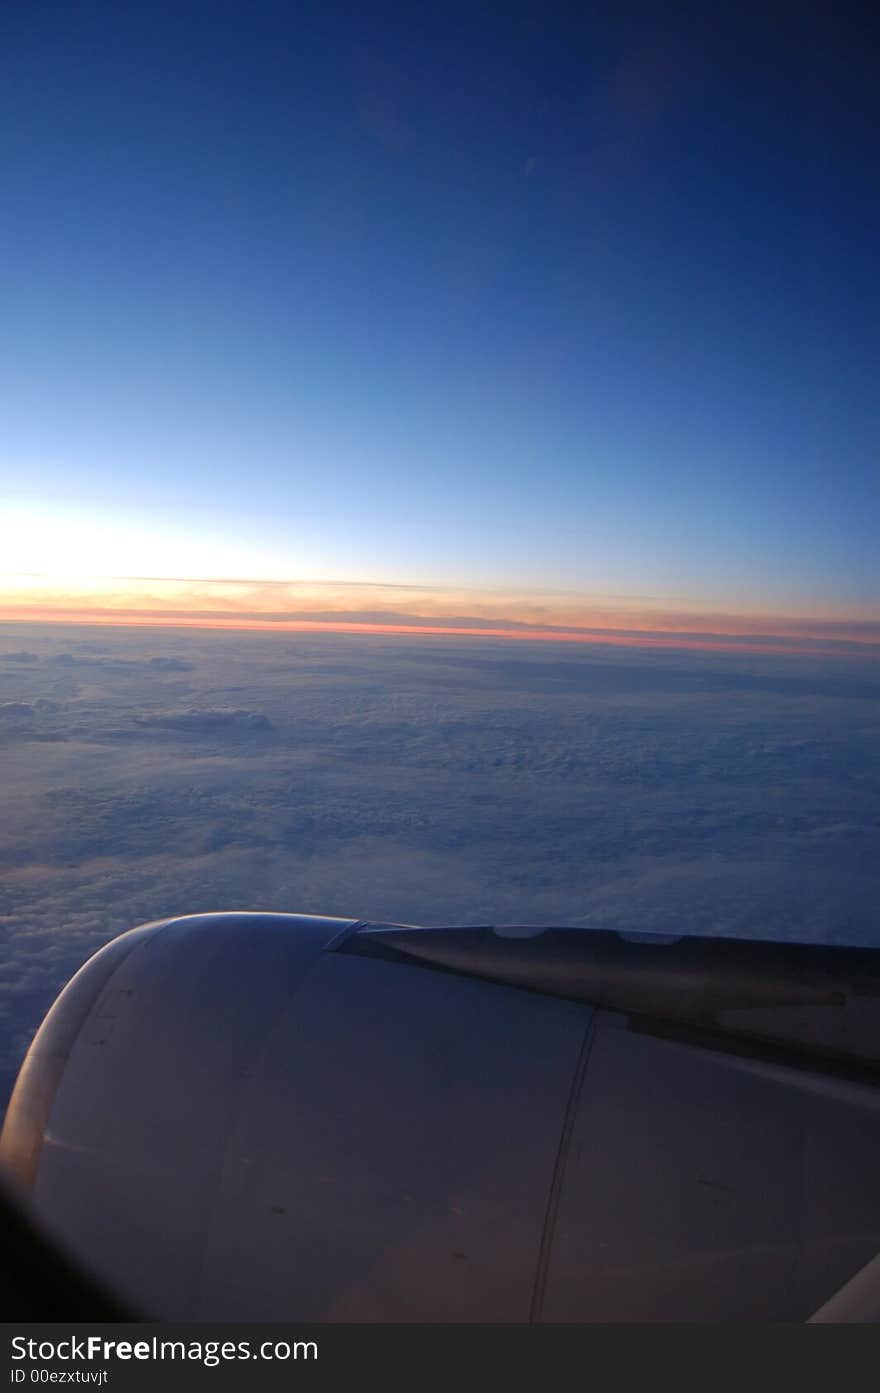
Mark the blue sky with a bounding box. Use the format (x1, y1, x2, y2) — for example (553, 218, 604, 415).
(1, 1, 877, 615)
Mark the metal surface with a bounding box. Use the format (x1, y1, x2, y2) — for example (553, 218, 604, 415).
(4, 913, 356, 1315)
(808, 1250, 880, 1323)
(2, 914, 879, 1322)
(541, 1014, 880, 1321)
(1, 913, 588, 1320)
(0, 919, 168, 1189)
(193, 953, 589, 1321)
(344, 923, 880, 1075)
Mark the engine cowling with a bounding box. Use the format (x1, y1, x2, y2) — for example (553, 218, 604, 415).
(2, 912, 880, 1321)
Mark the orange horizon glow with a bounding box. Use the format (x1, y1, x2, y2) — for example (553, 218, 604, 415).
(0, 574, 877, 658)
(1, 605, 877, 659)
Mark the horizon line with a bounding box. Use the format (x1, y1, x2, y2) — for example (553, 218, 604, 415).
(2, 608, 878, 659)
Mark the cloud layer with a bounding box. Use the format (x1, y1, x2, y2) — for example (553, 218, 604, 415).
(0, 620, 877, 1111)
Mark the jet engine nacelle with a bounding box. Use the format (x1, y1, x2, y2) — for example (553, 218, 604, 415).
(2, 912, 880, 1321)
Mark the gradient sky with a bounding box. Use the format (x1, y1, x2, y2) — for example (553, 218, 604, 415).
(1, 1, 877, 624)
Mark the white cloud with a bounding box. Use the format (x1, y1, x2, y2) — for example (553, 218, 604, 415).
(0, 621, 877, 1110)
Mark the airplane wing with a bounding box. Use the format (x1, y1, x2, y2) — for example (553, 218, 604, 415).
(1, 913, 878, 1322)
